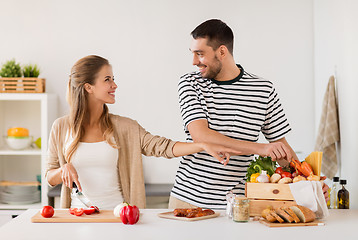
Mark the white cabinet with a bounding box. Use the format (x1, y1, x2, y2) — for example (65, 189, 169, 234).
(0, 93, 57, 211)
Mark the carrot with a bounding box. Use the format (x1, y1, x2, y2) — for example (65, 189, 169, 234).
(301, 162, 313, 177)
(290, 159, 304, 174)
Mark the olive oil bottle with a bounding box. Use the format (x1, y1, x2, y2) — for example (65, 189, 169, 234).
(330, 177, 340, 209)
(338, 179, 349, 209)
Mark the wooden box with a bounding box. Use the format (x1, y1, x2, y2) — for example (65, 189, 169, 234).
(245, 182, 297, 216)
(0, 77, 45, 93)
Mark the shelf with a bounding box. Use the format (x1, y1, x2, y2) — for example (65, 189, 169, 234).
(0, 93, 50, 101)
(0, 148, 41, 156)
(0, 202, 42, 210)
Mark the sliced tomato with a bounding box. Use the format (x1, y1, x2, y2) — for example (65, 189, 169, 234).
(69, 208, 77, 215)
(84, 208, 96, 215)
(74, 208, 84, 216)
(90, 205, 100, 213)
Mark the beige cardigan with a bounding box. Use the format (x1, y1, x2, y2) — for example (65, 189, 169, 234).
(45, 114, 176, 208)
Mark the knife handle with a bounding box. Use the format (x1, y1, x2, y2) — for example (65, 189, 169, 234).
(72, 182, 79, 193)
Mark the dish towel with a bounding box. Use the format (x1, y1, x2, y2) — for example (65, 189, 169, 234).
(289, 181, 329, 219)
(315, 76, 340, 179)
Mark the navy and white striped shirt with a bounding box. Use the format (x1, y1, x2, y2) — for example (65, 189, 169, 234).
(171, 65, 291, 209)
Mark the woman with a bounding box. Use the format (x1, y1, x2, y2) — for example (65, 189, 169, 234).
(46, 55, 239, 209)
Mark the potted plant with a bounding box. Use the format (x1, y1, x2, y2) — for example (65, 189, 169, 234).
(0, 59, 22, 91)
(22, 64, 40, 77)
(22, 64, 41, 91)
(0, 59, 22, 77)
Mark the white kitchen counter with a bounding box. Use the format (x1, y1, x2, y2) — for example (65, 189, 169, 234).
(0, 209, 356, 240)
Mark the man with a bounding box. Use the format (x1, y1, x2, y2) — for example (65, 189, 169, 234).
(169, 19, 320, 209)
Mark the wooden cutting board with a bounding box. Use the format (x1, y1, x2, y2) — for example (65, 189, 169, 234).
(31, 210, 122, 223)
(259, 218, 325, 227)
(158, 211, 220, 221)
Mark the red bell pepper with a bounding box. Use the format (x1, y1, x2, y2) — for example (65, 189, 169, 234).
(119, 203, 140, 225)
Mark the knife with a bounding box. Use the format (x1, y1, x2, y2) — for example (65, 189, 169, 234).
(72, 182, 94, 208)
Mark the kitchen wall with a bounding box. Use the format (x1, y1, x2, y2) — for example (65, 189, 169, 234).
(1, 1, 315, 183)
(314, 0, 358, 208)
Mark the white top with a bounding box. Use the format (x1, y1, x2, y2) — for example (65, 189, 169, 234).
(69, 141, 123, 209)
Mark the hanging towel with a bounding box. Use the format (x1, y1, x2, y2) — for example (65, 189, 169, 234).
(315, 76, 340, 179)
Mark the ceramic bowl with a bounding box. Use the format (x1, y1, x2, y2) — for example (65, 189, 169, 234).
(5, 136, 32, 150)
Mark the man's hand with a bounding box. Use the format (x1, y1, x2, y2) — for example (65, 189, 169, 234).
(61, 163, 82, 192)
(259, 142, 293, 163)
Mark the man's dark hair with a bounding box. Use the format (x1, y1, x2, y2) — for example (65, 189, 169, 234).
(191, 19, 234, 55)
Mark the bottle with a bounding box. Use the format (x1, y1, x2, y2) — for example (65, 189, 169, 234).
(326, 188, 331, 209)
(226, 191, 234, 219)
(337, 179, 349, 209)
(330, 177, 339, 209)
(256, 170, 269, 183)
(232, 196, 250, 222)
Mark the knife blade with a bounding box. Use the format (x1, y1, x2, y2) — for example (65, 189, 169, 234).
(72, 182, 94, 208)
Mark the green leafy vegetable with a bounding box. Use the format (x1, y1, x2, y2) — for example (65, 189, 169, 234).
(246, 156, 277, 182)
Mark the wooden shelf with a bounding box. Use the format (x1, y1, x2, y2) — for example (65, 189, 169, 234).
(0, 148, 41, 156)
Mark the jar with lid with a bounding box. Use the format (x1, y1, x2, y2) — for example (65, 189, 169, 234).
(232, 196, 250, 222)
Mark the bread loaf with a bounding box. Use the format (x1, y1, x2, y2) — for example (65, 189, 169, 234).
(289, 205, 316, 223)
(261, 205, 315, 224)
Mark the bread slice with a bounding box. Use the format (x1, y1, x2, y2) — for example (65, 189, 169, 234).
(283, 206, 301, 223)
(269, 210, 285, 223)
(275, 207, 294, 223)
(289, 205, 316, 223)
(265, 212, 277, 223)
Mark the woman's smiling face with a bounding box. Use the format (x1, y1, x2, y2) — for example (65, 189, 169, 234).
(88, 64, 117, 104)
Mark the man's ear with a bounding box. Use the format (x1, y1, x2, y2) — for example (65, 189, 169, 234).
(84, 83, 93, 93)
(218, 45, 228, 59)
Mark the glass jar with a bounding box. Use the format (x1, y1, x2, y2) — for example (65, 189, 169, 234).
(232, 196, 250, 222)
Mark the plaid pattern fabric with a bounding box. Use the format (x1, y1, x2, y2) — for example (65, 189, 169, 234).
(315, 76, 340, 179)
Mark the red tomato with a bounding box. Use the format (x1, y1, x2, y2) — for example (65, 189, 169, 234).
(41, 206, 54, 218)
(84, 208, 96, 215)
(74, 208, 84, 216)
(281, 171, 292, 179)
(275, 167, 284, 175)
(90, 205, 100, 213)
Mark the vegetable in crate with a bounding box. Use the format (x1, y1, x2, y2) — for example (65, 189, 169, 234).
(246, 156, 276, 182)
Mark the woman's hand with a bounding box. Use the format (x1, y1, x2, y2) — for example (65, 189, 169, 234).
(200, 143, 241, 165)
(61, 163, 82, 192)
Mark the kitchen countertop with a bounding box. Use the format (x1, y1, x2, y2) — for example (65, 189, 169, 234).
(0, 209, 356, 239)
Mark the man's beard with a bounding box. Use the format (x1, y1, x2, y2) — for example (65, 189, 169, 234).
(202, 55, 222, 79)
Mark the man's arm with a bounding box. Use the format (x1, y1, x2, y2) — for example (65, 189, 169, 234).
(188, 119, 293, 161)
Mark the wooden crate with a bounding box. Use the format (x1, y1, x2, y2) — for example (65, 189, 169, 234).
(0, 77, 45, 93)
(245, 182, 297, 216)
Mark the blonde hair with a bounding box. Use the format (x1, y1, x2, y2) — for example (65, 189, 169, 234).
(66, 55, 117, 162)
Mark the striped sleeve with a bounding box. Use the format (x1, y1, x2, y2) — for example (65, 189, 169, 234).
(261, 84, 291, 141)
(178, 75, 207, 128)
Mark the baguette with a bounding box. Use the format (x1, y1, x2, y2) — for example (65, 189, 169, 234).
(289, 205, 316, 223)
(283, 206, 301, 223)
